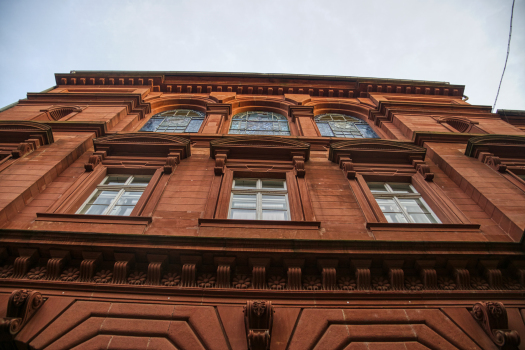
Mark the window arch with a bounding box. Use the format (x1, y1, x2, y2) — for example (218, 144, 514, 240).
(229, 111, 290, 135)
(140, 109, 205, 133)
(315, 113, 379, 138)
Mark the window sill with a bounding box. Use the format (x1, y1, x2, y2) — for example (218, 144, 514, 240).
(366, 222, 480, 230)
(36, 213, 152, 225)
(198, 218, 321, 230)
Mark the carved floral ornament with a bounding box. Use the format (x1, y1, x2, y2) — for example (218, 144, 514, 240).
(0, 289, 44, 341)
(471, 301, 520, 349)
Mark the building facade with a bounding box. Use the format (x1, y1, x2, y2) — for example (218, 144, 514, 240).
(0, 71, 524, 350)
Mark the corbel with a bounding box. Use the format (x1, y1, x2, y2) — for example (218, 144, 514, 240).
(413, 159, 434, 181)
(46, 250, 71, 281)
(146, 254, 167, 285)
(214, 151, 228, 176)
(79, 252, 102, 282)
(291, 152, 305, 178)
(112, 253, 135, 284)
(415, 260, 437, 290)
(447, 260, 470, 290)
(284, 259, 304, 290)
(249, 258, 271, 289)
(318, 259, 338, 290)
(509, 261, 525, 288)
(13, 249, 39, 278)
(471, 301, 520, 349)
(214, 257, 236, 288)
(485, 156, 507, 173)
(384, 260, 404, 291)
(84, 151, 106, 172)
(164, 150, 182, 174)
(180, 255, 202, 287)
(11, 142, 34, 159)
(478, 260, 503, 289)
(244, 300, 273, 350)
(339, 155, 356, 180)
(351, 259, 371, 290)
(0, 290, 44, 341)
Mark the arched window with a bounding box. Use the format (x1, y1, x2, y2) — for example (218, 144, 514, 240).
(140, 109, 204, 133)
(229, 111, 290, 135)
(315, 114, 379, 138)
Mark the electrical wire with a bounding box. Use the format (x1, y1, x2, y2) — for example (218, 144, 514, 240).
(493, 0, 516, 113)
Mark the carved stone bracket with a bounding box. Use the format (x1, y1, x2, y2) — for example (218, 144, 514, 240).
(46, 250, 70, 281)
(318, 259, 338, 290)
(385, 260, 404, 291)
(471, 301, 520, 349)
(215, 257, 235, 288)
(84, 155, 102, 172)
(244, 300, 273, 350)
(112, 253, 135, 285)
(146, 255, 167, 285)
(413, 160, 434, 181)
(0, 289, 44, 342)
(352, 259, 371, 290)
(180, 255, 201, 287)
(416, 260, 437, 290)
(79, 252, 102, 282)
(214, 151, 228, 176)
(479, 260, 503, 290)
(13, 249, 39, 278)
(292, 155, 305, 178)
(448, 260, 470, 290)
(11, 142, 34, 159)
(284, 259, 304, 290)
(164, 151, 181, 174)
(250, 258, 270, 290)
(338, 155, 356, 179)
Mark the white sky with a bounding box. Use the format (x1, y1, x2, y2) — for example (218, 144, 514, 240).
(0, 0, 523, 111)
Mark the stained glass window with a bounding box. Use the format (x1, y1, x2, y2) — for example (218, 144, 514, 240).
(140, 109, 204, 133)
(229, 111, 290, 135)
(315, 114, 379, 138)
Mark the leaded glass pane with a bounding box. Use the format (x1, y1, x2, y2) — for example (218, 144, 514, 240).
(140, 109, 204, 133)
(228, 111, 290, 135)
(315, 113, 379, 138)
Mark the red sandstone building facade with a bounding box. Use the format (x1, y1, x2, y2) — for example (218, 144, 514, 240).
(0, 71, 524, 350)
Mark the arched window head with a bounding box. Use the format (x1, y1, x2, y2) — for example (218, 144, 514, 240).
(140, 109, 204, 133)
(315, 114, 379, 138)
(229, 111, 290, 136)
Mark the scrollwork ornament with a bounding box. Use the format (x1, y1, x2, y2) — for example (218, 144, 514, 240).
(3, 289, 44, 337)
(471, 301, 520, 349)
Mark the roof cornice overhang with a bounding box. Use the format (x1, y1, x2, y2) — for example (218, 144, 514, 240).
(54, 71, 465, 99)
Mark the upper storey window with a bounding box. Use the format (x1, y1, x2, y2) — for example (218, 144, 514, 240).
(315, 114, 379, 138)
(140, 109, 204, 133)
(229, 111, 290, 136)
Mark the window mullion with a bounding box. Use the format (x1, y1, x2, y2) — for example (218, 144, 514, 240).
(104, 188, 125, 215)
(393, 196, 413, 223)
(257, 192, 262, 220)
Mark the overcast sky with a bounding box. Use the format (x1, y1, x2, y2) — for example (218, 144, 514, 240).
(0, 0, 523, 111)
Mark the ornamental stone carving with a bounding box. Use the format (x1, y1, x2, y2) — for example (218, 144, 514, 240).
(471, 301, 520, 349)
(0, 289, 44, 341)
(244, 300, 273, 350)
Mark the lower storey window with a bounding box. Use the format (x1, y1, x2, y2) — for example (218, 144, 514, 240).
(368, 182, 441, 223)
(229, 178, 289, 220)
(77, 175, 152, 216)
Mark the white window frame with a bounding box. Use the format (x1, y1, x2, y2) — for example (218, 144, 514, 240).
(368, 182, 441, 224)
(76, 174, 151, 216)
(228, 178, 290, 220)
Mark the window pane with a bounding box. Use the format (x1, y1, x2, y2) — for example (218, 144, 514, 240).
(233, 179, 257, 189)
(261, 180, 285, 190)
(109, 206, 134, 216)
(229, 111, 290, 135)
(129, 176, 152, 186)
(262, 195, 287, 210)
(356, 124, 380, 138)
(231, 194, 257, 209)
(230, 209, 257, 220)
(116, 191, 143, 206)
(316, 122, 334, 137)
(368, 183, 388, 193)
(103, 176, 130, 186)
(262, 210, 287, 221)
(186, 118, 204, 133)
(384, 213, 409, 223)
(410, 213, 438, 224)
(375, 198, 402, 212)
(92, 190, 119, 205)
(388, 183, 414, 193)
(83, 204, 109, 215)
(398, 198, 428, 214)
(140, 117, 164, 132)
